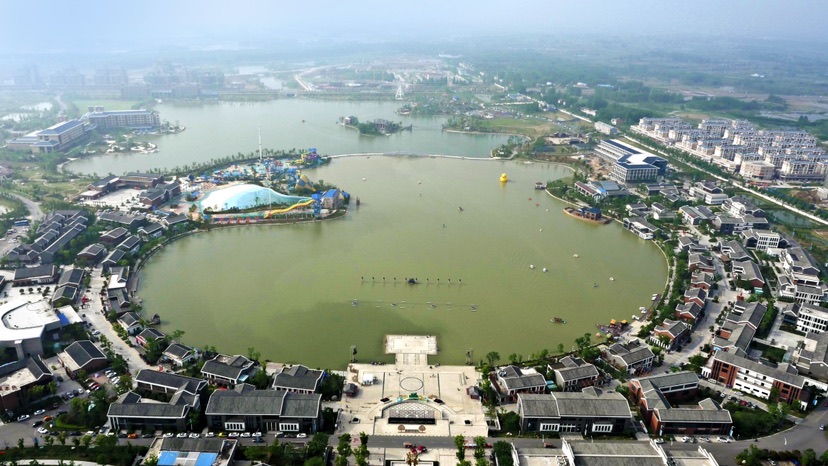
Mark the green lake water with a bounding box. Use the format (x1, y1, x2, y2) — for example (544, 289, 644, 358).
(140, 156, 667, 367)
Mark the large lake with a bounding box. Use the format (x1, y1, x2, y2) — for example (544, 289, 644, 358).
(70, 99, 667, 368)
(66, 100, 510, 175)
(140, 157, 666, 368)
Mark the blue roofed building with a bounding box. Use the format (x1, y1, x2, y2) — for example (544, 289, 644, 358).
(321, 188, 343, 210)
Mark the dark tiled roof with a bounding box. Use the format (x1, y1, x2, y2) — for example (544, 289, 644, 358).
(134, 369, 206, 395)
(13, 264, 58, 280)
(273, 365, 323, 391)
(63, 340, 107, 369)
(206, 384, 321, 418)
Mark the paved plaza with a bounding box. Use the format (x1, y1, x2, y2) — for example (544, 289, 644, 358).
(339, 335, 488, 438)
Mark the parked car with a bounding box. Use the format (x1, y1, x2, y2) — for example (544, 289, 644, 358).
(163, 433, 174, 438)
(176, 433, 187, 438)
(128, 433, 139, 439)
(37, 427, 49, 435)
(297, 433, 307, 439)
(717, 437, 731, 443)
(33, 409, 45, 416)
(189, 433, 200, 439)
(241, 432, 252, 438)
(654, 438, 664, 444)
(32, 420, 43, 427)
(820, 424, 825, 431)
(206, 432, 215, 438)
(17, 414, 30, 422)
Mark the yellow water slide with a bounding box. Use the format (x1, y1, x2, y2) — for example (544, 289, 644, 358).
(263, 199, 314, 218)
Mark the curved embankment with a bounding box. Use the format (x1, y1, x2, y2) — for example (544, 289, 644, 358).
(264, 199, 314, 217)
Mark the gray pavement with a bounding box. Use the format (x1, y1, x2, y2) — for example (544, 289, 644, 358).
(82, 267, 151, 375)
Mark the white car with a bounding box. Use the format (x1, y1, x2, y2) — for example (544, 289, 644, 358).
(37, 427, 49, 435)
(241, 432, 252, 438)
(297, 433, 307, 439)
(717, 437, 731, 443)
(253, 432, 262, 437)
(33, 409, 46, 416)
(163, 433, 174, 438)
(654, 438, 664, 444)
(681, 436, 690, 443)
(189, 433, 200, 439)
(176, 433, 187, 438)
(205, 432, 215, 438)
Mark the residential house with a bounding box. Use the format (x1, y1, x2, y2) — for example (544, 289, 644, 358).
(688, 253, 715, 274)
(164, 213, 189, 230)
(721, 240, 750, 262)
(493, 365, 547, 403)
(731, 259, 765, 289)
(675, 302, 703, 324)
(58, 340, 108, 379)
(201, 354, 257, 387)
(712, 302, 766, 356)
(272, 365, 324, 394)
(138, 223, 164, 240)
(684, 288, 707, 308)
(77, 243, 106, 264)
(629, 371, 731, 436)
(606, 340, 655, 375)
(622, 216, 659, 240)
(650, 319, 691, 350)
(549, 357, 600, 392)
(100, 227, 129, 245)
(163, 343, 197, 367)
(679, 206, 710, 226)
(101, 249, 126, 272)
(205, 383, 322, 433)
(136, 328, 166, 348)
(118, 312, 143, 335)
(517, 387, 633, 435)
(117, 235, 142, 255)
(691, 272, 715, 291)
(650, 203, 675, 221)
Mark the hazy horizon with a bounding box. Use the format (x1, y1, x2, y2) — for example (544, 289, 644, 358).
(1, 0, 826, 57)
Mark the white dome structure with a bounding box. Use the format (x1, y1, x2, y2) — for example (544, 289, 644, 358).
(200, 184, 310, 212)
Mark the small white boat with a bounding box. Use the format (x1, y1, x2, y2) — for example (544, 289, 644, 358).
(609, 277, 615, 281)
(542, 268, 548, 272)
(529, 265, 535, 269)
(639, 307, 646, 311)
(539, 229, 543, 232)
(573, 254, 579, 258)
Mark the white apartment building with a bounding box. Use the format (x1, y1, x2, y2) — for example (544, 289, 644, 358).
(796, 303, 828, 334)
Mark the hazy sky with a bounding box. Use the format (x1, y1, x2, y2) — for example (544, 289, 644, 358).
(1, 0, 825, 54)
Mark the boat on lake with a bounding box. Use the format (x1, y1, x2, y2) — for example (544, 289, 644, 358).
(551, 317, 566, 324)
(563, 207, 611, 224)
(534, 182, 546, 190)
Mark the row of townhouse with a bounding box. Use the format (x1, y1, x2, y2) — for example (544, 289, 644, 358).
(632, 117, 828, 182)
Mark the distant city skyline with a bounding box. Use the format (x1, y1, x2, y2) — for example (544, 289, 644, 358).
(0, 0, 826, 56)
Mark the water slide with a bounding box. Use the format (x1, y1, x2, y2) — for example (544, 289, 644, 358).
(263, 199, 314, 218)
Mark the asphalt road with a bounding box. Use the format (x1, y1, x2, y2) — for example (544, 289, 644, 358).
(8, 193, 44, 222)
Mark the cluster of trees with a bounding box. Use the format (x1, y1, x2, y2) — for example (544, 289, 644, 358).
(727, 401, 791, 438)
(737, 445, 828, 466)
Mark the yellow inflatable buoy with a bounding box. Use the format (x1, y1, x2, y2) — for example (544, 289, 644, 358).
(500, 173, 508, 183)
